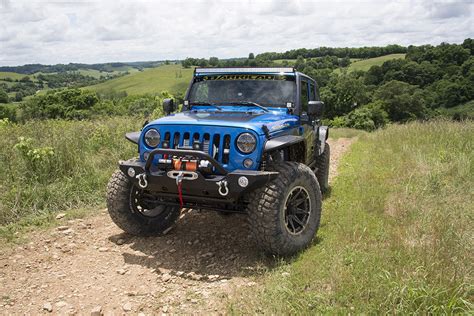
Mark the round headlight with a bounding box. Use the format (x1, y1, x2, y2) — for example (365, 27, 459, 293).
(236, 132, 257, 154)
(144, 129, 160, 147)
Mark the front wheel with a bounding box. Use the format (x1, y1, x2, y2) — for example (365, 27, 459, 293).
(247, 162, 322, 256)
(106, 170, 180, 236)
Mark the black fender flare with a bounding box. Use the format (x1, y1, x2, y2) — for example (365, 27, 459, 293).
(263, 135, 305, 153)
(316, 126, 329, 155)
(125, 131, 141, 144)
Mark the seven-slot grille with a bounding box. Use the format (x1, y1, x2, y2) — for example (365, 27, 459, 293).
(162, 130, 232, 164)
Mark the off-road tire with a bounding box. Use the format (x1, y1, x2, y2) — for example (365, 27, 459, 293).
(106, 170, 180, 236)
(314, 142, 330, 193)
(247, 162, 322, 256)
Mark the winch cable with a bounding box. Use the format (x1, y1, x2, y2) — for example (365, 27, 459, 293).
(176, 172, 184, 208)
(177, 181, 184, 208)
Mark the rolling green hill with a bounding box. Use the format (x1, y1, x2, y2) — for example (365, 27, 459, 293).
(85, 64, 194, 95)
(347, 53, 406, 72)
(76, 68, 137, 79)
(275, 54, 405, 72)
(0, 72, 26, 80)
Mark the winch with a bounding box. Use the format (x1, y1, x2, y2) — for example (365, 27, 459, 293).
(157, 156, 213, 174)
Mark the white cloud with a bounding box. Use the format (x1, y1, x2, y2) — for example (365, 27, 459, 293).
(0, 0, 473, 65)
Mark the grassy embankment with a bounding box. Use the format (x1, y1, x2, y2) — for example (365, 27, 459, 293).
(231, 120, 473, 314)
(86, 64, 194, 95)
(0, 117, 143, 243)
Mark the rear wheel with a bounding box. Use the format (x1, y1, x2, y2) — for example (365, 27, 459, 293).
(106, 170, 180, 236)
(247, 162, 322, 256)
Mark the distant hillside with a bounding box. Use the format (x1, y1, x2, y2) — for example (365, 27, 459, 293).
(347, 53, 406, 72)
(0, 72, 26, 80)
(271, 54, 406, 72)
(0, 61, 166, 75)
(85, 64, 194, 95)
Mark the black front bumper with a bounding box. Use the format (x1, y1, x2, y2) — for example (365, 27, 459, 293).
(119, 148, 278, 205)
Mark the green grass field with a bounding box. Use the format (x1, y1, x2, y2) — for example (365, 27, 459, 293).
(274, 59, 296, 65)
(231, 120, 473, 314)
(0, 72, 26, 81)
(347, 53, 406, 72)
(85, 64, 194, 95)
(78, 68, 141, 78)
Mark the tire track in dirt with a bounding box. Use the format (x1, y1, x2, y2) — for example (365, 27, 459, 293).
(0, 137, 355, 315)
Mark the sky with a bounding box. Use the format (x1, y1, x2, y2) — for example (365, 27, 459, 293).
(0, 0, 473, 66)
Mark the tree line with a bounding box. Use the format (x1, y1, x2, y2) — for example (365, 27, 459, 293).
(1, 39, 472, 129)
(0, 61, 164, 75)
(0, 72, 126, 103)
(182, 39, 473, 129)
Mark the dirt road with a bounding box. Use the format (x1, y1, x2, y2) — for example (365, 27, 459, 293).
(0, 138, 355, 315)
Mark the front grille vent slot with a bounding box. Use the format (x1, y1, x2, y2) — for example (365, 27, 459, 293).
(223, 135, 231, 164)
(159, 129, 232, 165)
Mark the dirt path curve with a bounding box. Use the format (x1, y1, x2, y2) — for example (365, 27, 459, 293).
(0, 138, 355, 315)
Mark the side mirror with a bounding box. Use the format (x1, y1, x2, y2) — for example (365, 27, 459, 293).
(308, 101, 324, 117)
(162, 98, 176, 115)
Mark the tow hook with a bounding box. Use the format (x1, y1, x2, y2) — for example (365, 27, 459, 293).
(136, 173, 148, 189)
(216, 180, 229, 197)
(175, 171, 184, 186)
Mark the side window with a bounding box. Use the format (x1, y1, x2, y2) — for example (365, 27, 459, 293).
(309, 83, 316, 101)
(300, 80, 309, 112)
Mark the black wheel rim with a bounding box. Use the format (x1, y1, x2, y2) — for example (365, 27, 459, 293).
(130, 186, 166, 218)
(284, 186, 311, 235)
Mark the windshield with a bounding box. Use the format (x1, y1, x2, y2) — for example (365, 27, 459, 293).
(188, 74, 296, 108)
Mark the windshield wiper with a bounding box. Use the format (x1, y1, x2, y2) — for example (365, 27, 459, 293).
(189, 102, 223, 111)
(222, 101, 269, 112)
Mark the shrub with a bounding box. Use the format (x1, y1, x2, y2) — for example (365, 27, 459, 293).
(328, 102, 388, 131)
(20, 89, 100, 120)
(328, 116, 347, 128)
(373, 80, 432, 122)
(0, 89, 8, 103)
(0, 103, 17, 121)
(13, 137, 55, 182)
(345, 108, 376, 131)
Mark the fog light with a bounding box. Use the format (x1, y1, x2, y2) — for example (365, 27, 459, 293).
(238, 176, 249, 188)
(243, 158, 253, 168)
(127, 167, 136, 178)
(162, 141, 169, 149)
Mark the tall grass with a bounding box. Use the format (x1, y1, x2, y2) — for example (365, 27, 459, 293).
(0, 117, 142, 226)
(329, 127, 368, 139)
(231, 120, 473, 314)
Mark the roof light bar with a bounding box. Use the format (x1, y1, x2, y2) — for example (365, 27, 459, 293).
(195, 67, 295, 74)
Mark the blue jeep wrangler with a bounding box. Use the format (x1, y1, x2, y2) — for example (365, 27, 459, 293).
(107, 67, 330, 256)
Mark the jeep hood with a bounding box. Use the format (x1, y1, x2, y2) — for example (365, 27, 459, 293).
(148, 110, 299, 136)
